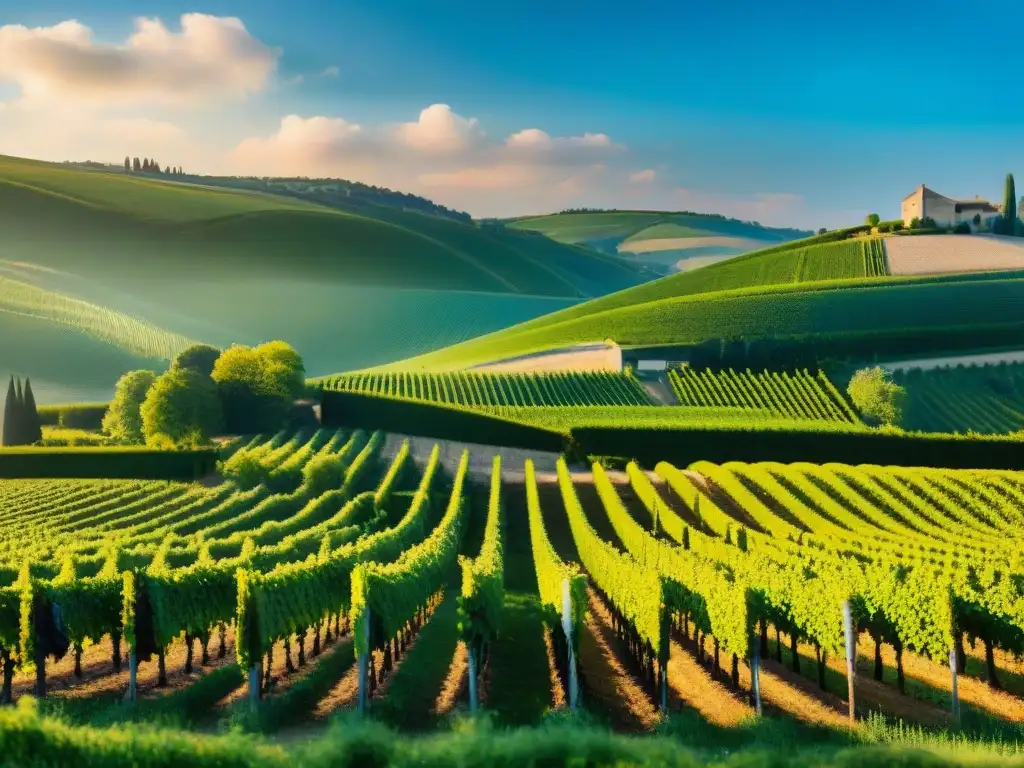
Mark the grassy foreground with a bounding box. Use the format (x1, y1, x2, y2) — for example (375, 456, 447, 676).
(4, 698, 1024, 768)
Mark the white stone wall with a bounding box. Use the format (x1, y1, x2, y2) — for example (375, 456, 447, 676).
(922, 194, 956, 226)
(901, 192, 923, 226)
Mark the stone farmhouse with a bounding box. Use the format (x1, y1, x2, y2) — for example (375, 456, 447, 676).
(901, 185, 1001, 231)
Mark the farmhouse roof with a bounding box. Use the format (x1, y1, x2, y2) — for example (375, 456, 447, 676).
(902, 184, 953, 203)
(954, 199, 999, 212)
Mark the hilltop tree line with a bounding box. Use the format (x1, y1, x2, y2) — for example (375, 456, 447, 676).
(1, 377, 42, 447)
(124, 157, 185, 175)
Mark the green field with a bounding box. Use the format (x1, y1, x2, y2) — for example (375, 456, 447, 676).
(894, 361, 1024, 435)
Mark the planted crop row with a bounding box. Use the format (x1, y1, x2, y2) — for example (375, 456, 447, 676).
(319, 370, 652, 407)
(668, 367, 858, 423)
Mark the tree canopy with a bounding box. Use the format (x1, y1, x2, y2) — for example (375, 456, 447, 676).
(172, 344, 222, 378)
(847, 367, 906, 427)
(141, 367, 223, 449)
(102, 370, 158, 443)
(212, 341, 305, 433)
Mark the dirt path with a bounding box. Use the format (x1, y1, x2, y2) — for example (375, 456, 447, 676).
(665, 637, 753, 727)
(578, 590, 661, 732)
(472, 343, 622, 373)
(641, 376, 679, 406)
(881, 349, 1024, 372)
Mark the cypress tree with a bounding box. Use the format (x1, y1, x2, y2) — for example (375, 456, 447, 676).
(13, 378, 24, 444)
(22, 379, 42, 444)
(124, 156, 131, 172)
(1003, 174, 1017, 235)
(1, 377, 15, 447)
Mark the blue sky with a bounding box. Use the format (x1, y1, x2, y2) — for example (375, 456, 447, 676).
(1, 0, 1023, 228)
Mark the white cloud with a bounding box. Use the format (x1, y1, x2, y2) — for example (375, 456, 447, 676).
(320, 66, 340, 77)
(393, 103, 484, 153)
(629, 168, 656, 183)
(0, 14, 278, 106)
(223, 104, 628, 215)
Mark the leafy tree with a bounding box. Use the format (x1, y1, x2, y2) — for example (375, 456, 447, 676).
(172, 344, 222, 378)
(102, 370, 158, 443)
(212, 341, 305, 433)
(866, 213, 880, 227)
(1003, 173, 1017, 235)
(256, 340, 306, 398)
(817, 227, 827, 235)
(847, 367, 906, 426)
(909, 217, 922, 229)
(141, 367, 223, 449)
(973, 213, 982, 226)
(21, 379, 42, 444)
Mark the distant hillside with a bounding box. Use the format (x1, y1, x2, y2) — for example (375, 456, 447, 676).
(2, 154, 649, 401)
(0, 155, 648, 298)
(507, 210, 812, 274)
(386, 231, 1024, 371)
(66, 160, 473, 223)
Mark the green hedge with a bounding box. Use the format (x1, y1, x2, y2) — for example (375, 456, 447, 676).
(37, 403, 109, 430)
(569, 424, 1024, 470)
(0, 698, 1017, 767)
(319, 390, 564, 453)
(0, 446, 218, 479)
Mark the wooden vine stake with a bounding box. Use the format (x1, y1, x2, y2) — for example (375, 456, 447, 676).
(949, 648, 960, 722)
(751, 633, 762, 716)
(468, 646, 479, 714)
(128, 651, 138, 702)
(357, 607, 370, 714)
(842, 600, 855, 724)
(248, 661, 260, 711)
(561, 579, 579, 712)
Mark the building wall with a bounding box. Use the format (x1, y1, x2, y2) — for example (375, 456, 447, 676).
(923, 191, 957, 226)
(901, 190, 923, 226)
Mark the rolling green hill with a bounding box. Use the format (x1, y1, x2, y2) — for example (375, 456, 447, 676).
(387, 268, 1024, 371)
(0, 155, 645, 297)
(0, 154, 654, 401)
(508, 210, 812, 273)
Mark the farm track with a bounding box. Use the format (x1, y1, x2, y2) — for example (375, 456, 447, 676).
(578, 589, 661, 732)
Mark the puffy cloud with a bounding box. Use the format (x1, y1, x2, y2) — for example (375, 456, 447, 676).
(629, 168, 656, 183)
(0, 14, 278, 105)
(393, 103, 484, 153)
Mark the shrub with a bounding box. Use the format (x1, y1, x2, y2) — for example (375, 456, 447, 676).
(953, 222, 971, 234)
(847, 367, 906, 426)
(221, 451, 271, 490)
(302, 451, 348, 496)
(212, 342, 305, 433)
(141, 367, 223, 449)
(172, 344, 222, 378)
(102, 370, 157, 443)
